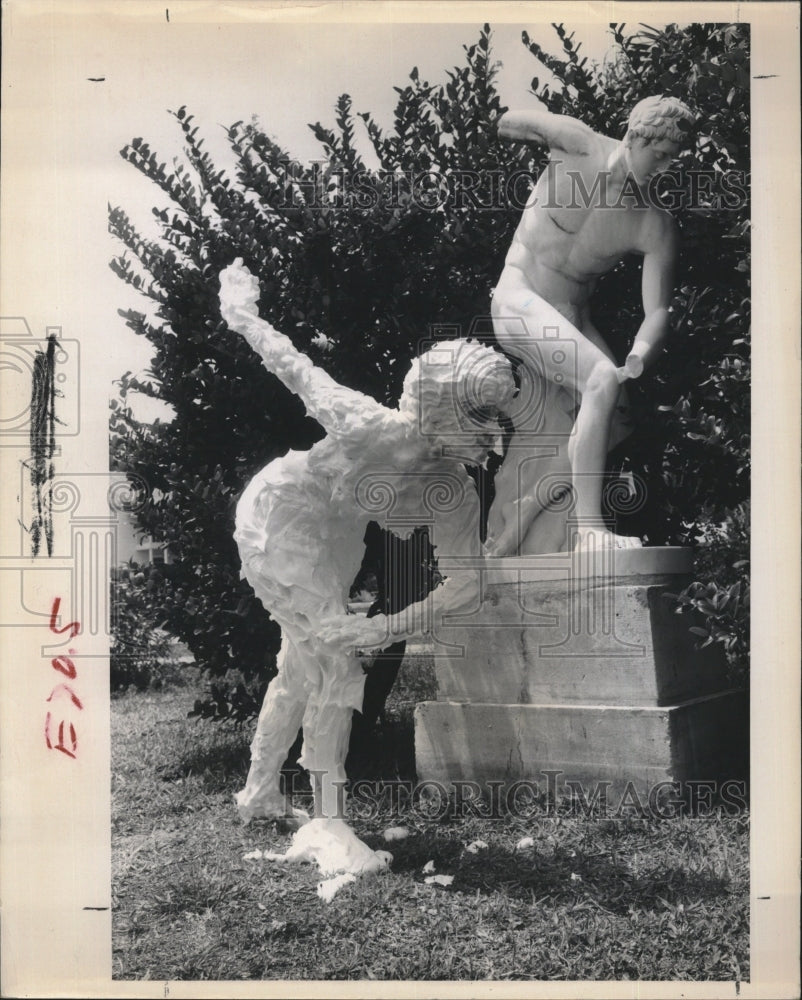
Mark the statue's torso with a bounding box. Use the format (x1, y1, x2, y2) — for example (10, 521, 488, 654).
(505, 135, 657, 308)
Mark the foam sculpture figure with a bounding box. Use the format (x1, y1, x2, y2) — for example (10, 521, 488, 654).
(486, 96, 696, 556)
(219, 260, 515, 875)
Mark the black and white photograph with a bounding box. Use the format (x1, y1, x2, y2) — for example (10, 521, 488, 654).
(0, 2, 799, 996)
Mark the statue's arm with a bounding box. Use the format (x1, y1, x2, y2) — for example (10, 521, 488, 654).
(219, 259, 384, 435)
(623, 214, 679, 378)
(497, 109, 594, 155)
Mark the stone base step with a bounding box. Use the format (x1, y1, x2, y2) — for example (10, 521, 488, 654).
(434, 578, 728, 707)
(414, 690, 748, 798)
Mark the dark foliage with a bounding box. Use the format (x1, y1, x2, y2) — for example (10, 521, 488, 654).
(110, 562, 173, 691)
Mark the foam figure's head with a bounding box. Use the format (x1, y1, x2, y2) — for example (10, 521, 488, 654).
(399, 339, 516, 462)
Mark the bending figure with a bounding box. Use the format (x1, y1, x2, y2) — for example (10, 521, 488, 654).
(486, 95, 696, 555)
(219, 259, 515, 874)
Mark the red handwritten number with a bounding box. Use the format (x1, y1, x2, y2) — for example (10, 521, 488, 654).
(49, 597, 80, 639)
(44, 713, 78, 758)
(46, 684, 84, 710)
(51, 653, 77, 679)
(45, 598, 82, 759)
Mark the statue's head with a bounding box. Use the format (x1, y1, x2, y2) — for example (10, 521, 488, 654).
(399, 339, 516, 464)
(623, 96, 696, 185)
(626, 95, 696, 144)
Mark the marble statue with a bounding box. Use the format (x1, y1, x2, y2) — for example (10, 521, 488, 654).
(486, 95, 696, 556)
(219, 259, 515, 875)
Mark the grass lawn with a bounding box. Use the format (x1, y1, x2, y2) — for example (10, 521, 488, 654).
(111, 663, 749, 982)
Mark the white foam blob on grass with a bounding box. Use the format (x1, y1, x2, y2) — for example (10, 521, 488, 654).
(383, 826, 409, 842)
(317, 873, 357, 902)
(262, 818, 392, 877)
(515, 836, 535, 851)
(424, 874, 454, 887)
(465, 840, 489, 853)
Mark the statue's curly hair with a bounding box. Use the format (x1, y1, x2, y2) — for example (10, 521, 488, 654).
(399, 339, 515, 434)
(626, 95, 696, 144)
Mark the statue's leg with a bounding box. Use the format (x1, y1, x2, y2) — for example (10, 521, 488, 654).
(491, 280, 640, 551)
(566, 369, 626, 536)
(487, 443, 567, 555)
(235, 637, 309, 824)
(487, 353, 578, 555)
(580, 317, 635, 452)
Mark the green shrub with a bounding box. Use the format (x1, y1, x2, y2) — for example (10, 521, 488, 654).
(110, 562, 173, 692)
(670, 503, 750, 686)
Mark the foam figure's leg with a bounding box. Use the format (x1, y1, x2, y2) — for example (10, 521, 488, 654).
(272, 675, 394, 876)
(235, 638, 309, 824)
(255, 658, 391, 876)
(301, 698, 353, 822)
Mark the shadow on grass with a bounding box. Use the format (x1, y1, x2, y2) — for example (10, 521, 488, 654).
(153, 710, 417, 803)
(372, 834, 733, 916)
(156, 731, 251, 792)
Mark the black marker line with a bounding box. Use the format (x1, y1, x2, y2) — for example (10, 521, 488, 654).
(29, 335, 57, 557)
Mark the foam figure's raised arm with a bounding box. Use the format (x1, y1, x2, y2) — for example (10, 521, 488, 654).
(498, 109, 594, 155)
(219, 259, 384, 436)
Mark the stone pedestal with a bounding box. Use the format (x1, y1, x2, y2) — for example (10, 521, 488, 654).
(414, 547, 748, 798)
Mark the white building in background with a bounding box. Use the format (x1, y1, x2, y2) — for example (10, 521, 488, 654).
(115, 507, 174, 566)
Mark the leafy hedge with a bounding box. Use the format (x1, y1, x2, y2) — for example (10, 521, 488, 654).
(110, 562, 173, 691)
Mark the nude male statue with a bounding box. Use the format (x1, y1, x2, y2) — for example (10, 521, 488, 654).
(219, 259, 515, 873)
(486, 95, 696, 556)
